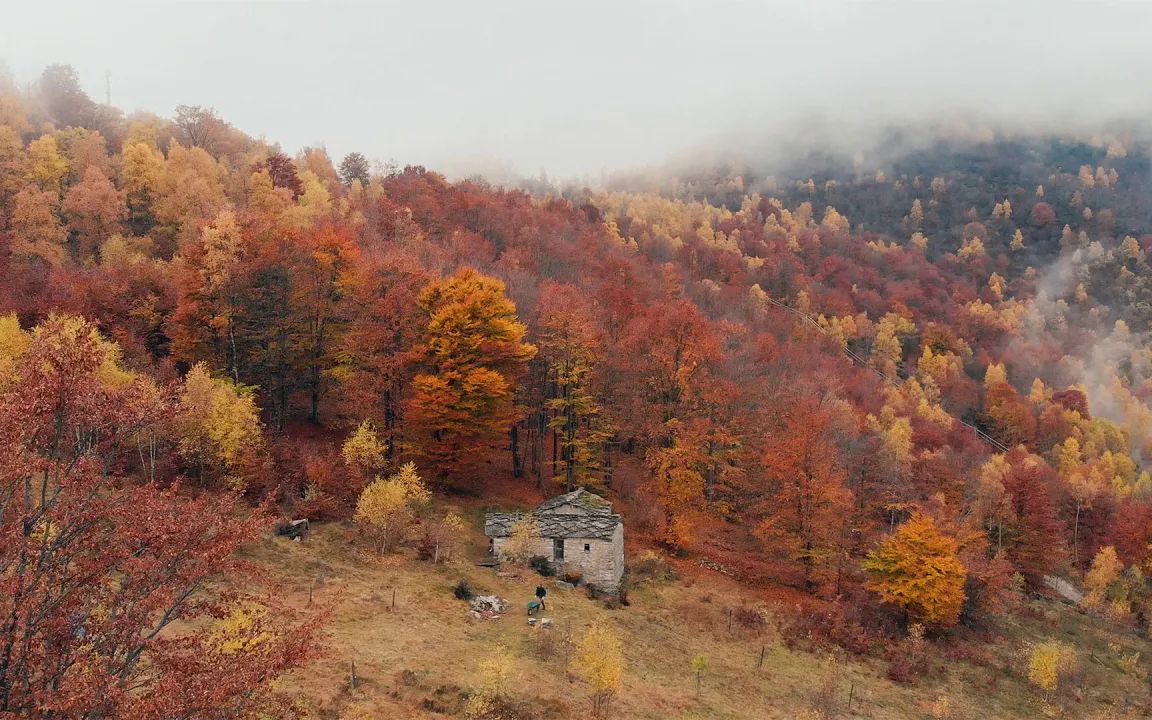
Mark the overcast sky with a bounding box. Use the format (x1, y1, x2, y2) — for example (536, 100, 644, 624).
(3, 1, 1151, 178)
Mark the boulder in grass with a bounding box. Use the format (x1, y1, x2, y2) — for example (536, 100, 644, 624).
(275, 519, 310, 540)
(468, 595, 508, 618)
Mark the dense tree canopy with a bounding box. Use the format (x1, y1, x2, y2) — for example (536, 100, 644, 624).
(3, 64, 1152, 673)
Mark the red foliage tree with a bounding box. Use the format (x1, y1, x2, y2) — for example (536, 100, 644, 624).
(257, 152, 303, 199)
(0, 317, 319, 718)
(1000, 449, 1065, 589)
(1029, 201, 1056, 227)
(754, 393, 852, 594)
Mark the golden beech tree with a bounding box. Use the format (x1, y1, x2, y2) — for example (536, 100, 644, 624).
(354, 461, 430, 552)
(1083, 545, 1122, 609)
(174, 362, 264, 488)
(59, 127, 113, 183)
(120, 140, 165, 230)
(293, 224, 360, 423)
(168, 209, 249, 384)
(863, 512, 967, 627)
(24, 133, 68, 192)
(406, 267, 536, 482)
(342, 419, 388, 479)
(0, 126, 26, 200)
(572, 620, 625, 717)
(152, 141, 226, 247)
(645, 425, 708, 548)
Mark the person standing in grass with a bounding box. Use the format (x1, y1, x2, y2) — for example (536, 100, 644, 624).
(536, 585, 547, 610)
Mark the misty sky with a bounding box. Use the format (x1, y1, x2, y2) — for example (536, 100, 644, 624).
(3, 1, 1151, 178)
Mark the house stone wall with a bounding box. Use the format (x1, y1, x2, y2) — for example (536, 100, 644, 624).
(491, 523, 625, 592)
(560, 523, 624, 590)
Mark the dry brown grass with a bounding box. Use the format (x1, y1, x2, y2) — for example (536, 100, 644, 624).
(247, 517, 1152, 720)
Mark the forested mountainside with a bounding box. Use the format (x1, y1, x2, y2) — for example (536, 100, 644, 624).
(5, 63, 1152, 717)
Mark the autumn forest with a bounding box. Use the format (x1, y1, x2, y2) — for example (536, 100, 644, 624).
(5, 60, 1152, 719)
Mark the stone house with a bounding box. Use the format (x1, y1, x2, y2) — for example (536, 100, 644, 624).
(484, 489, 624, 593)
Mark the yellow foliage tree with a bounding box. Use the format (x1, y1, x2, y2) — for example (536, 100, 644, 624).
(465, 643, 516, 717)
(342, 419, 387, 478)
(210, 602, 274, 655)
(500, 516, 541, 564)
(866, 406, 913, 481)
(908, 199, 924, 230)
(120, 140, 165, 224)
(153, 141, 226, 243)
(428, 511, 466, 563)
(871, 313, 916, 377)
(983, 362, 1008, 389)
(1028, 640, 1076, 699)
(0, 313, 31, 386)
(354, 462, 430, 552)
(572, 620, 625, 716)
(24, 134, 68, 192)
(988, 272, 1005, 299)
(1083, 545, 1122, 610)
(8, 188, 67, 267)
(174, 362, 264, 487)
(958, 236, 985, 259)
(863, 512, 967, 627)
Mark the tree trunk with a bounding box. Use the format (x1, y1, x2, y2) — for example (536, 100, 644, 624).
(1073, 501, 1082, 569)
(511, 424, 523, 478)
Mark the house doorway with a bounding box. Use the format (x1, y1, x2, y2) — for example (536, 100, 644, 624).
(552, 538, 564, 561)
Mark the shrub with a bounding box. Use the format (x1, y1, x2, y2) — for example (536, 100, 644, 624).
(454, 579, 475, 601)
(808, 661, 845, 719)
(732, 606, 767, 633)
(885, 624, 934, 685)
(529, 555, 555, 577)
(630, 550, 677, 582)
(563, 568, 583, 585)
(778, 601, 875, 656)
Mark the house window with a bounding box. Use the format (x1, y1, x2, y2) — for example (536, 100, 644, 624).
(553, 538, 564, 561)
(584, 543, 591, 552)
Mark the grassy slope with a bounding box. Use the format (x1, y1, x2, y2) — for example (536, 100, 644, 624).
(249, 509, 1152, 720)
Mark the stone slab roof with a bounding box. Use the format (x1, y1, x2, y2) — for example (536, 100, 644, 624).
(535, 488, 613, 514)
(484, 510, 620, 540)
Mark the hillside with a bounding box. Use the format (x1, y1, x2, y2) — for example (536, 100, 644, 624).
(4, 62, 1152, 719)
(257, 517, 1152, 720)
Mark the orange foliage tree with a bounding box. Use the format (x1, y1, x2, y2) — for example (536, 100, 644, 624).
(755, 394, 851, 593)
(406, 267, 536, 482)
(863, 512, 967, 627)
